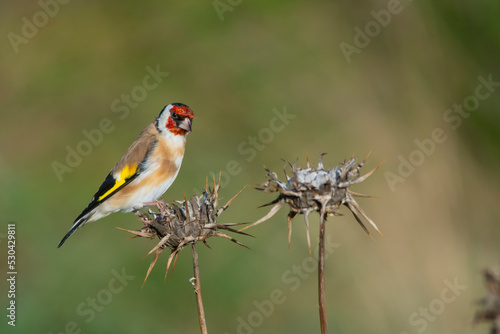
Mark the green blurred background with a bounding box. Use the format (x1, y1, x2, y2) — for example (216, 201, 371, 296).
(1, 1, 500, 333)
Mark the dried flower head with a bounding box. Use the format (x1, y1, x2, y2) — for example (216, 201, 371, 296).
(474, 269, 500, 333)
(120, 176, 248, 285)
(244, 153, 383, 252)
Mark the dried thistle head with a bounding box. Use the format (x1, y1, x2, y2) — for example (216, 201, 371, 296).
(474, 269, 500, 333)
(120, 176, 249, 286)
(244, 153, 383, 252)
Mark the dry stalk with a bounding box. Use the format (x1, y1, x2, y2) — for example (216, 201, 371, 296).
(119, 176, 249, 334)
(246, 153, 383, 334)
(191, 244, 207, 334)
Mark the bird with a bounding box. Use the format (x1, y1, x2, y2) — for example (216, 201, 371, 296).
(58, 103, 194, 248)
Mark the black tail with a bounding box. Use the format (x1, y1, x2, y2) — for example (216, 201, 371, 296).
(57, 215, 90, 248)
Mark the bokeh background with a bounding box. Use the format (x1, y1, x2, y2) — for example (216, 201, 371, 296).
(1, 1, 500, 333)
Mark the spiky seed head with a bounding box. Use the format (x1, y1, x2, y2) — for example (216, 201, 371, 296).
(119, 179, 248, 286)
(473, 269, 500, 333)
(245, 154, 383, 252)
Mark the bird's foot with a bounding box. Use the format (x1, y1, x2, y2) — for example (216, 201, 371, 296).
(143, 201, 162, 209)
(133, 210, 150, 224)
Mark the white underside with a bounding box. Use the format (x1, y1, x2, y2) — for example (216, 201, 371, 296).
(127, 155, 183, 210)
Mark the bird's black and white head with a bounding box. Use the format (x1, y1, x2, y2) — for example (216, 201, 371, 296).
(157, 103, 194, 137)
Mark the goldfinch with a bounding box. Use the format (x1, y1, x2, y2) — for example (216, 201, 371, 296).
(58, 103, 194, 248)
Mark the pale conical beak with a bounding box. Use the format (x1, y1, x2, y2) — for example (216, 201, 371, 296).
(178, 117, 192, 132)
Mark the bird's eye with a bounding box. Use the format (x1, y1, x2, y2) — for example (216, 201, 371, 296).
(170, 112, 181, 122)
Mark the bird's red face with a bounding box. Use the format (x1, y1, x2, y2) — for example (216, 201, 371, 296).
(165, 103, 194, 136)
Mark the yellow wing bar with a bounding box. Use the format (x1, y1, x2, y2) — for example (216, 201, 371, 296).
(98, 164, 138, 201)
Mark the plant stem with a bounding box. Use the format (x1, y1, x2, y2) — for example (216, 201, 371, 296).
(192, 244, 208, 334)
(318, 212, 328, 334)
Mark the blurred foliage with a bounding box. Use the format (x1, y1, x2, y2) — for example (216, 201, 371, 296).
(1, 1, 499, 333)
